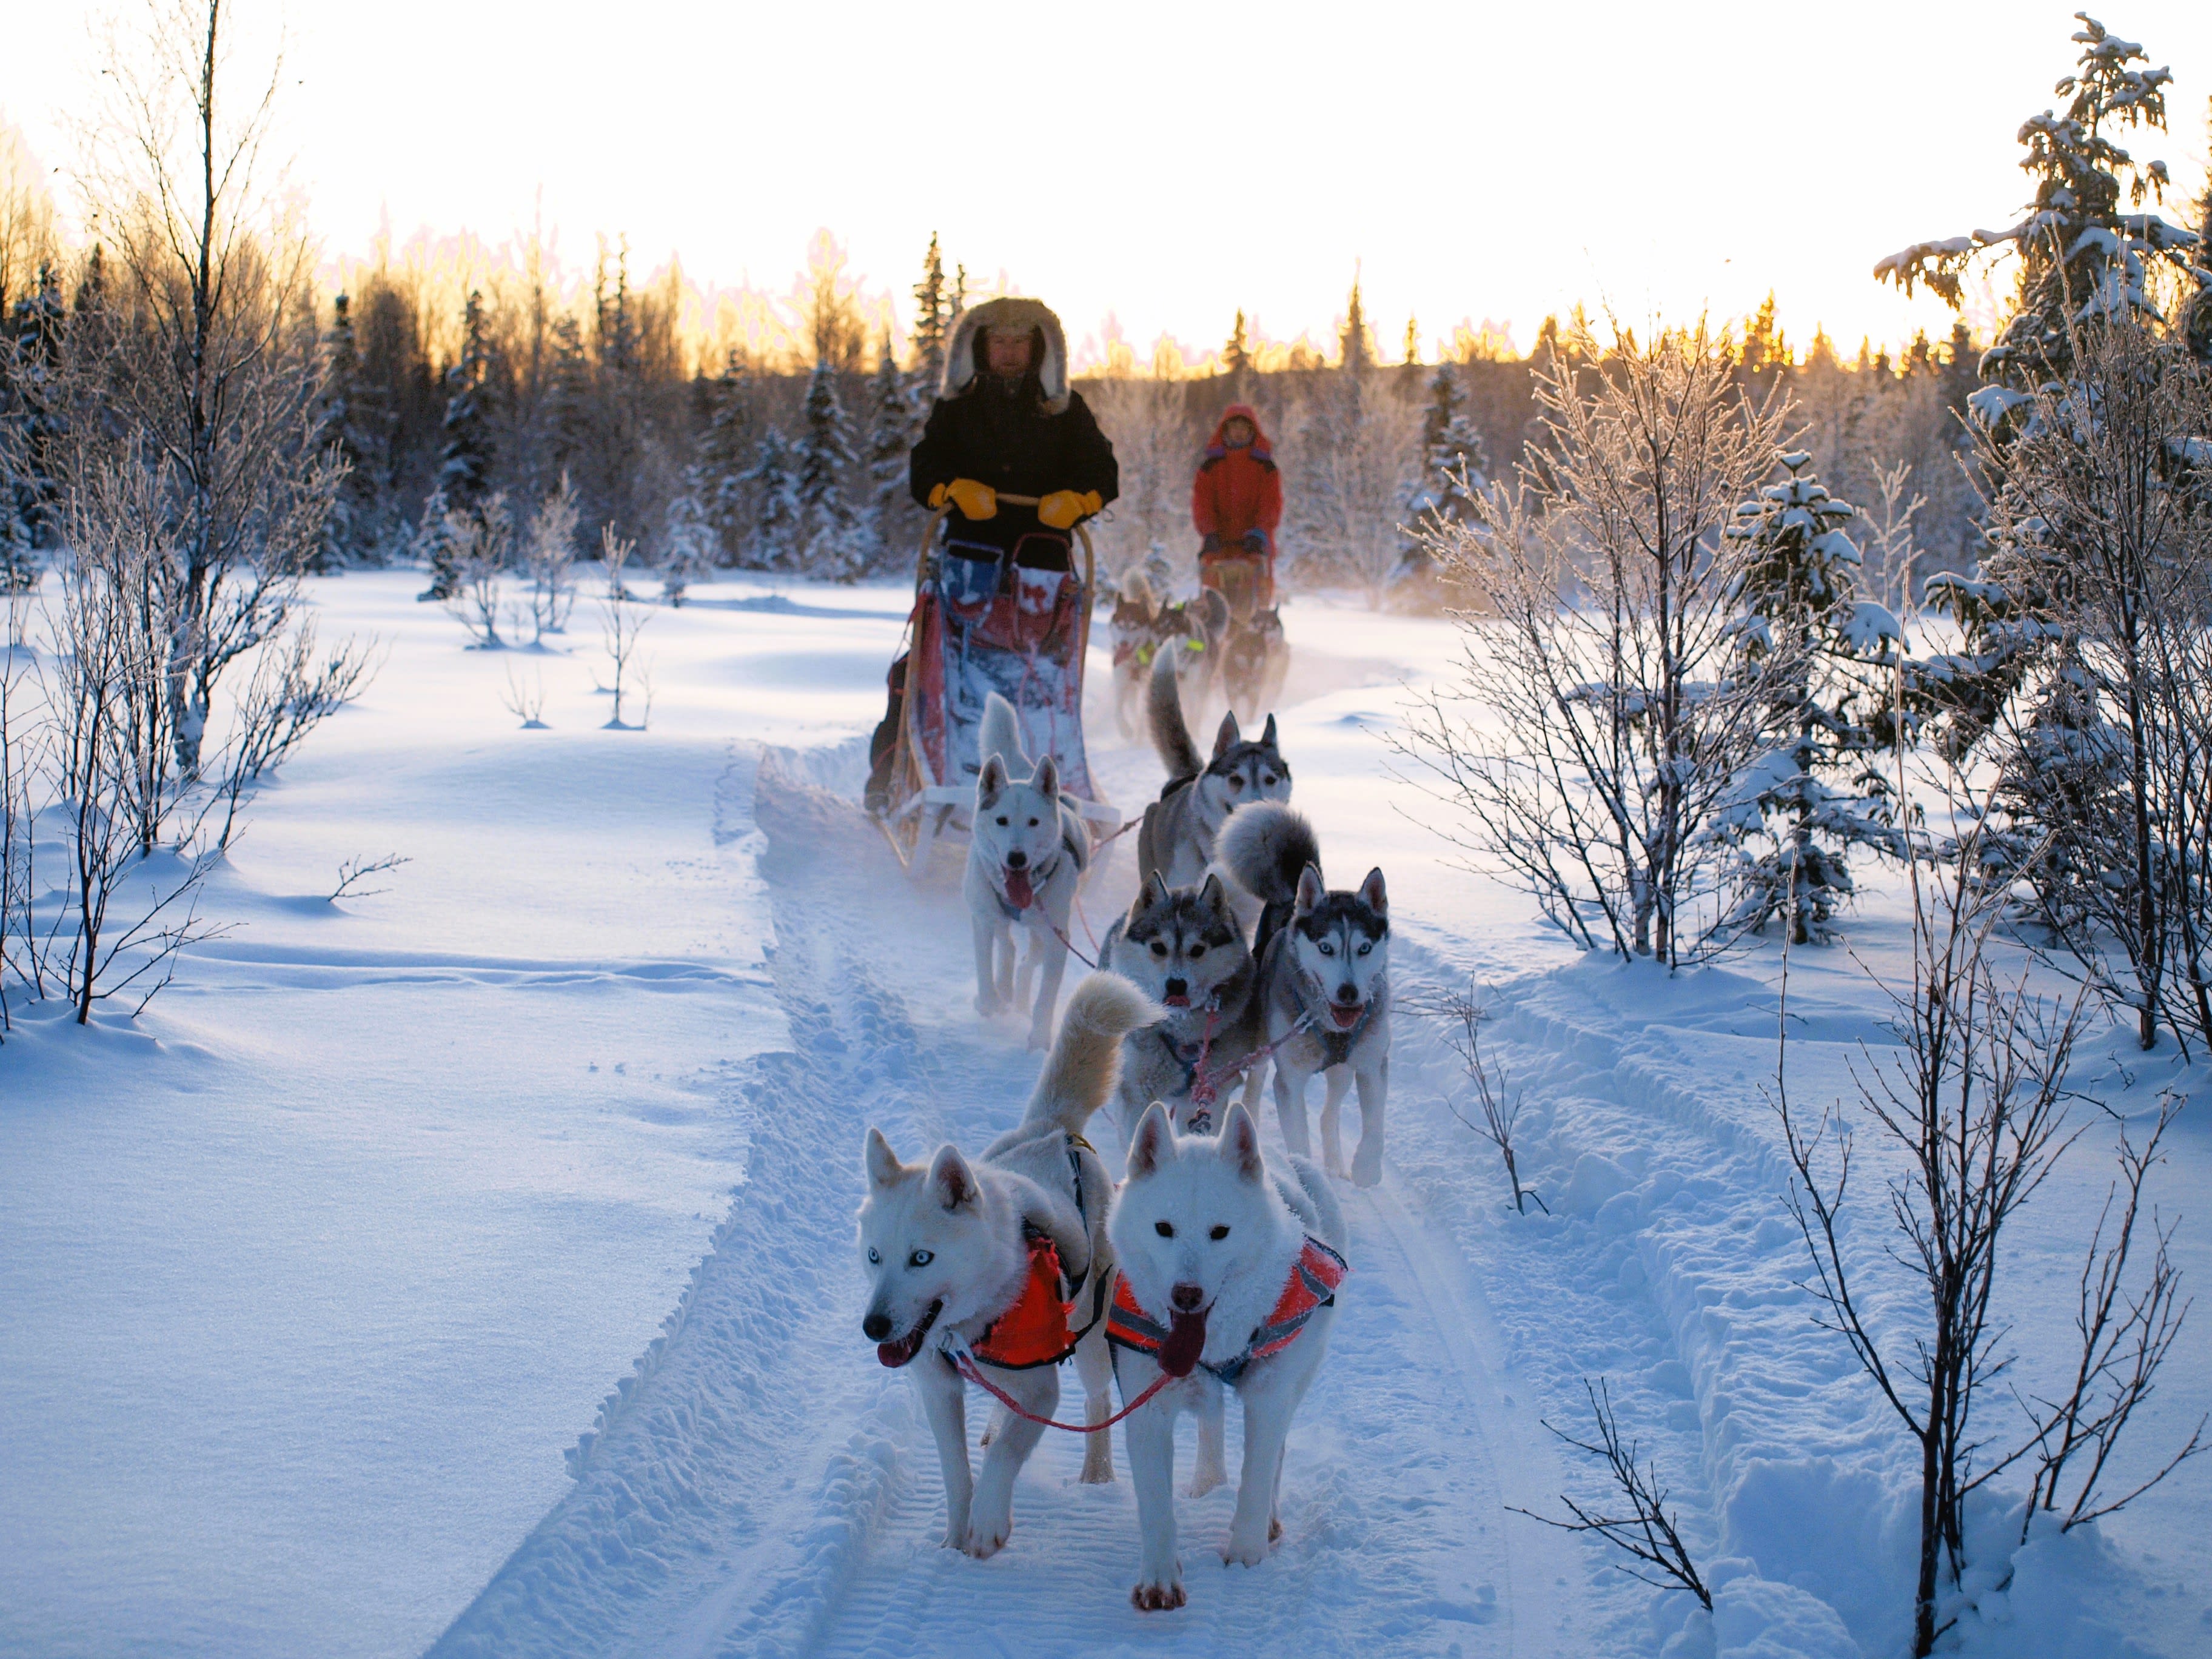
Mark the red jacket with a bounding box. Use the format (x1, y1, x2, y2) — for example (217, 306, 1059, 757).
(1191, 404, 1282, 550)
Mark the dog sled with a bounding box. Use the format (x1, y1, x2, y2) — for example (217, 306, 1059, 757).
(1201, 549, 1290, 723)
(874, 494, 1119, 877)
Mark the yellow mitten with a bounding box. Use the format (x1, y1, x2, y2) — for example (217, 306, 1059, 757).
(1036, 489, 1102, 530)
(928, 478, 997, 520)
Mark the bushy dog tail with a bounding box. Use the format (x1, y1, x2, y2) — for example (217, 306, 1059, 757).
(1122, 566, 1155, 616)
(1218, 801, 1321, 908)
(980, 691, 1028, 772)
(1024, 973, 1158, 1136)
(1193, 586, 1229, 646)
(1147, 646, 1202, 781)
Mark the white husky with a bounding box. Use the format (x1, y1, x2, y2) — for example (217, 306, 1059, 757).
(965, 692, 1091, 1049)
(1106, 1101, 1347, 1610)
(857, 974, 1155, 1557)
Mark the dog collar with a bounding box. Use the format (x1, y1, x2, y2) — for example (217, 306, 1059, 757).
(1105, 1237, 1347, 1384)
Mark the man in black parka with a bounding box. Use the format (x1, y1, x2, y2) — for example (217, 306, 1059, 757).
(867, 297, 1119, 809)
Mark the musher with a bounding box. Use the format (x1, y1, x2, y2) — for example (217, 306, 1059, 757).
(865, 297, 1118, 813)
(1190, 403, 1281, 613)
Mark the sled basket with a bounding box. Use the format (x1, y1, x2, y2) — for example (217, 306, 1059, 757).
(876, 498, 1118, 877)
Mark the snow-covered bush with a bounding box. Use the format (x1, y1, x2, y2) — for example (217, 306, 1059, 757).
(521, 473, 581, 642)
(440, 493, 517, 648)
(657, 479, 715, 608)
(1401, 317, 1793, 967)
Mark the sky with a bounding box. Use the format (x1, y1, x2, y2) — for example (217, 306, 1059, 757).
(5, 1, 2212, 365)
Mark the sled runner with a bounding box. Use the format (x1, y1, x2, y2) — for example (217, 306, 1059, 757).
(876, 494, 1118, 877)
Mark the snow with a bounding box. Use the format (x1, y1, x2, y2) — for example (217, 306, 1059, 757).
(4, 572, 2210, 1658)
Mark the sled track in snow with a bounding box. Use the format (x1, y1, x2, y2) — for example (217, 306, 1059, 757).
(432, 757, 1555, 1657)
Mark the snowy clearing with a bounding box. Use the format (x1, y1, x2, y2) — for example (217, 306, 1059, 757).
(4, 572, 2208, 1659)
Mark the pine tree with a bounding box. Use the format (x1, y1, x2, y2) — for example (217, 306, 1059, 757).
(435, 289, 495, 521)
(910, 233, 952, 398)
(864, 330, 913, 572)
(543, 315, 595, 512)
(1339, 270, 1372, 372)
(412, 484, 457, 602)
(1403, 317, 1420, 366)
(2, 261, 65, 575)
(1717, 451, 1907, 942)
(1223, 310, 1251, 375)
(793, 357, 859, 575)
(657, 475, 716, 606)
(696, 350, 753, 565)
(318, 291, 380, 570)
(743, 427, 799, 569)
(1878, 15, 2196, 396)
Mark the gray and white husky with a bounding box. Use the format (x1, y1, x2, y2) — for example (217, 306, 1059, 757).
(1098, 871, 1263, 1141)
(1108, 1101, 1347, 1610)
(966, 692, 1090, 1049)
(857, 974, 1157, 1556)
(1219, 802, 1392, 1187)
(1136, 644, 1292, 890)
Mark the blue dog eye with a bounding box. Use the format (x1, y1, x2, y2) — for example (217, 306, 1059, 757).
(909, 1249, 933, 1268)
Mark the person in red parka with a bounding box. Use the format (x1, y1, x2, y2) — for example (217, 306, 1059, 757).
(1191, 403, 1282, 610)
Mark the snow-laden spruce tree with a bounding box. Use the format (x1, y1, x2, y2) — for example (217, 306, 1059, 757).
(1292, 355, 1420, 605)
(695, 351, 752, 565)
(862, 332, 914, 572)
(793, 357, 860, 578)
(1399, 317, 1792, 967)
(437, 290, 496, 514)
(318, 292, 383, 571)
(743, 427, 799, 570)
(1711, 451, 1909, 943)
(908, 235, 953, 412)
(657, 478, 716, 608)
(2, 261, 65, 571)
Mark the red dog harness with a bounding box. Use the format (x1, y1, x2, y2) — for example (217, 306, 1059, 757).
(1106, 1237, 1348, 1385)
(969, 1232, 1111, 1371)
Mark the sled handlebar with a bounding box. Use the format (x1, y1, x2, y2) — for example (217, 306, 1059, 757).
(917, 501, 1095, 600)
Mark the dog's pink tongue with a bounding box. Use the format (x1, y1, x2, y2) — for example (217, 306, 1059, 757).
(1159, 1309, 1208, 1378)
(1004, 868, 1034, 910)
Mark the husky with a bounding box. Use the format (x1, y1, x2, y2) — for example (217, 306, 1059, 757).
(858, 974, 1158, 1556)
(1108, 569, 1171, 741)
(967, 692, 1090, 1050)
(1219, 802, 1392, 1187)
(1136, 645, 1292, 891)
(1107, 1101, 1347, 1610)
(1221, 605, 1289, 727)
(1098, 871, 1264, 1141)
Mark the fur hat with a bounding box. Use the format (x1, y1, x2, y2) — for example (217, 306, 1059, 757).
(942, 296, 1071, 415)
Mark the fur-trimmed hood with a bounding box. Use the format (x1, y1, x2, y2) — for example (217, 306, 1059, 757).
(942, 297, 1071, 415)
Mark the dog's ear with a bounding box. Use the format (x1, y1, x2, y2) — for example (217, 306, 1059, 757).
(1033, 753, 1061, 799)
(1140, 870, 1170, 911)
(929, 1145, 980, 1213)
(1198, 871, 1228, 913)
(1212, 710, 1241, 760)
(864, 1126, 905, 1187)
(1295, 863, 1326, 916)
(1219, 1103, 1265, 1183)
(977, 754, 1007, 802)
(1127, 1102, 1175, 1179)
(1261, 713, 1278, 749)
(1358, 866, 1388, 918)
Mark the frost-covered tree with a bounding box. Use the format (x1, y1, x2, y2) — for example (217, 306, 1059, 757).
(1292, 357, 1419, 606)
(1338, 271, 1374, 374)
(318, 291, 382, 571)
(744, 427, 799, 569)
(2, 261, 67, 569)
(435, 289, 495, 522)
(657, 476, 716, 606)
(696, 350, 752, 563)
(1223, 309, 1252, 376)
(1877, 13, 2199, 400)
(1714, 452, 1908, 942)
(792, 357, 858, 575)
(909, 233, 952, 406)
(863, 330, 913, 571)
(412, 484, 457, 603)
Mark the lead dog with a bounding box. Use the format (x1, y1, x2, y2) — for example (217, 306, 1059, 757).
(857, 974, 1157, 1556)
(1107, 1101, 1347, 1610)
(1136, 645, 1292, 890)
(1219, 802, 1392, 1187)
(966, 692, 1090, 1049)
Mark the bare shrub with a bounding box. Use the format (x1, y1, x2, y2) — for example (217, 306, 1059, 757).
(521, 472, 580, 642)
(598, 528, 651, 729)
(501, 665, 547, 728)
(441, 494, 517, 648)
(1510, 1378, 1711, 1611)
(2019, 1095, 2204, 1538)
(207, 619, 376, 849)
(330, 853, 409, 903)
(1407, 980, 1543, 1213)
(1399, 318, 1792, 966)
(1776, 788, 2086, 1657)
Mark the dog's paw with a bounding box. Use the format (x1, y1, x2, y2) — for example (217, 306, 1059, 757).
(1222, 1528, 1270, 1567)
(1349, 1151, 1382, 1188)
(961, 1515, 1011, 1558)
(1130, 1576, 1186, 1612)
(1187, 1461, 1226, 1499)
(1080, 1446, 1115, 1484)
(1025, 1024, 1052, 1052)
(974, 993, 1003, 1017)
